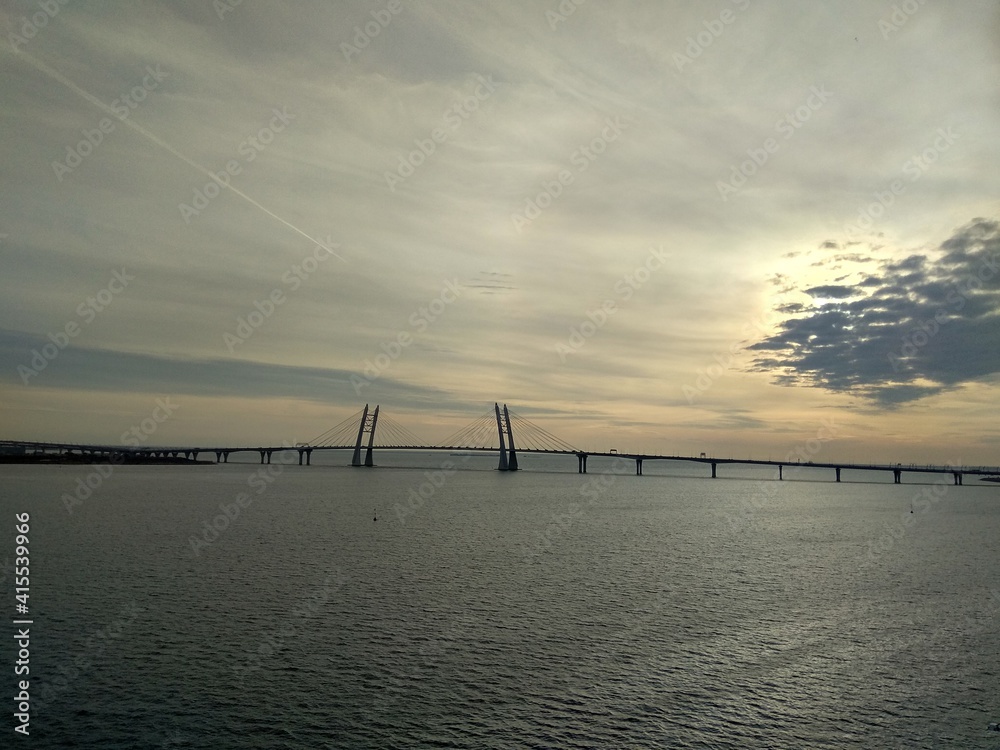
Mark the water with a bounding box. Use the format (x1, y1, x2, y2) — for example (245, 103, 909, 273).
(2, 453, 999, 748)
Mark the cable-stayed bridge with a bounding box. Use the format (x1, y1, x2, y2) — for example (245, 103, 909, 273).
(3, 403, 998, 486)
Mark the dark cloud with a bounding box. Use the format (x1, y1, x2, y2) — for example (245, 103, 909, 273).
(776, 303, 807, 314)
(803, 285, 857, 299)
(747, 219, 1000, 406)
(0, 329, 467, 411)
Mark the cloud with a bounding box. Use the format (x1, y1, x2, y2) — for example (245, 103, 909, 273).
(803, 284, 857, 299)
(747, 218, 1000, 406)
(0, 328, 467, 411)
(2, 0, 1000, 459)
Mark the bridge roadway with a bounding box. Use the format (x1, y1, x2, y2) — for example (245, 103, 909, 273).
(3, 440, 998, 485)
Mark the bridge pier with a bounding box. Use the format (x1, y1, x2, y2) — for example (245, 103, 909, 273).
(953, 471, 963, 485)
(365, 406, 380, 467)
(635, 458, 643, 476)
(778, 464, 783, 480)
(259, 449, 266, 464)
(503, 404, 518, 471)
(711, 462, 717, 479)
(494, 403, 521, 471)
(835, 467, 841, 483)
(893, 469, 902, 484)
(352, 404, 370, 467)
(352, 404, 380, 467)
(577, 453, 588, 473)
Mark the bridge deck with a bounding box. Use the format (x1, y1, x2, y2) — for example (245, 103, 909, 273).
(2, 440, 997, 477)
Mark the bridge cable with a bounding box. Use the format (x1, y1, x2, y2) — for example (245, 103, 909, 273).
(307, 409, 366, 447)
(507, 409, 579, 452)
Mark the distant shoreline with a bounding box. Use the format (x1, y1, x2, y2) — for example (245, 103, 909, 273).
(0, 453, 213, 465)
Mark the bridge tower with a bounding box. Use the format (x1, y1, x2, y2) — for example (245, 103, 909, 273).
(494, 403, 519, 471)
(351, 404, 380, 467)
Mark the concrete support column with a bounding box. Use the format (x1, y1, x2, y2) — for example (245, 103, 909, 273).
(835, 467, 841, 483)
(495, 403, 508, 471)
(711, 462, 717, 478)
(364, 405, 380, 468)
(352, 404, 369, 467)
(779, 465, 783, 480)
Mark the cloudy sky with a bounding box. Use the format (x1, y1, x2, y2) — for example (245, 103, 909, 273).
(2, 0, 999, 464)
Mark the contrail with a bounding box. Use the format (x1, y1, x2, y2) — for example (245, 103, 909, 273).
(13, 48, 344, 262)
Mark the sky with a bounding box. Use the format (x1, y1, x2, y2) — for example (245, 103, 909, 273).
(1, 0, 999, 465)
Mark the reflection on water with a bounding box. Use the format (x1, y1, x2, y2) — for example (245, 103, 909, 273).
(2, 458, 998, 748)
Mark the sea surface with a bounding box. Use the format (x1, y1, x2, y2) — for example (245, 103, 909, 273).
(2, 451, 999, 749)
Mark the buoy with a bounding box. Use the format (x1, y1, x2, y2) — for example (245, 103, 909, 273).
(373, 508, 377, 522)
